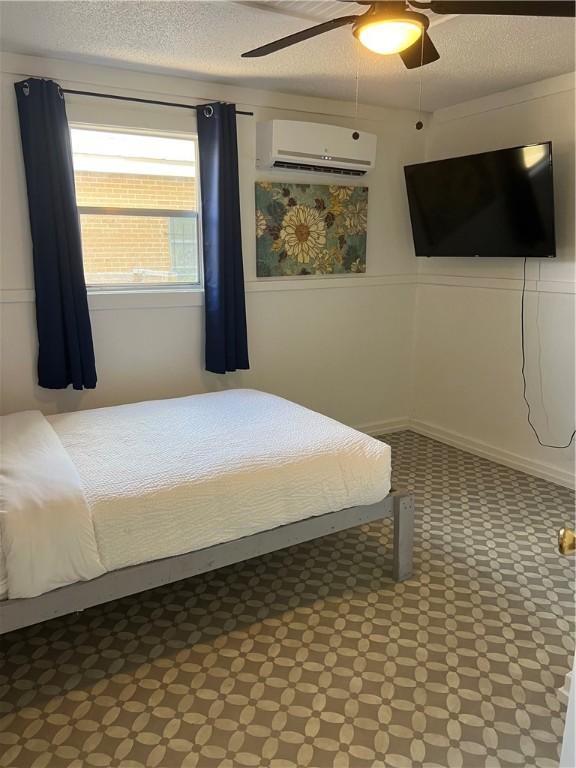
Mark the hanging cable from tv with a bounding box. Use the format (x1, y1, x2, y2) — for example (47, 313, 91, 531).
(521, 257, 575, 449)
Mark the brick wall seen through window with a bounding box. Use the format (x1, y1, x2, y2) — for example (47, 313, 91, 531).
(71, 128, 200, 287)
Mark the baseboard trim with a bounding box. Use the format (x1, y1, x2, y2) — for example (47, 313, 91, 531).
(355, 418, 410, 437)
(409, 419, 575, 490)
(355, 417, 574, 489)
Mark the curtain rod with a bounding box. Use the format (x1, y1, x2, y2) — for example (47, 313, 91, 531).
(61, 88, 254, 116)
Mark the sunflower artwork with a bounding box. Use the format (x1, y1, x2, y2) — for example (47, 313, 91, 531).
(255, 182, 368, 277)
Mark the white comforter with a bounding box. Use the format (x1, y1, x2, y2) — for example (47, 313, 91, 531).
(0, 411, 105, 599)
(0, 389, 391, 600)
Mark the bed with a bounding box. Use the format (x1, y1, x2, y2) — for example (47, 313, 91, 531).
(0, 389, 414, 635)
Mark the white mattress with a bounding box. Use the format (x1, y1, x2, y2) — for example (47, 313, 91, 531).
(1, 389, 391, 598)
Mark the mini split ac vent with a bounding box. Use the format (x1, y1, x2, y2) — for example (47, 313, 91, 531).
(272, 161, 367, 177)
(257, 120, 377, 177)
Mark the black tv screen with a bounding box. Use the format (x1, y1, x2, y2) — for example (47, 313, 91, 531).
(404, 142, 556, 257)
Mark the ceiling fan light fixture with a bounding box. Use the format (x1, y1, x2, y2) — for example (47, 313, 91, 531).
(355, 18, 423, 54)
(353, 11, 426, 55)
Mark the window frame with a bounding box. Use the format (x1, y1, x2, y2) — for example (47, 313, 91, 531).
(70, 123, 203, 293)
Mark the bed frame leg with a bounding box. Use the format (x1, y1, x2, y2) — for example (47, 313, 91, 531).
(393, 493, 415, 582)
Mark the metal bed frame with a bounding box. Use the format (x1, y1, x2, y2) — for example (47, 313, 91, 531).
(0, 491, 414, 636)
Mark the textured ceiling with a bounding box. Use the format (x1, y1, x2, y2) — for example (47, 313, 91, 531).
(0, 1, 574, 111)
(241, 1, 450, 25)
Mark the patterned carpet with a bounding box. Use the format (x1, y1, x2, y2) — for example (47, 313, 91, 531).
(0, 431, 574, 768)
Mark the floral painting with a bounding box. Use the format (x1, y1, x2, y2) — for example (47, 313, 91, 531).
(255, 182, 368, 277)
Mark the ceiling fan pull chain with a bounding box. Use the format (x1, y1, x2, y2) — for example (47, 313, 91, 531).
(416, 32, 425, 130)
(354, 38, 361, 124)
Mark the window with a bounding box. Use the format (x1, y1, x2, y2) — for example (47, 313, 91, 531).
(71, 127, 200, 288)
(169, 217, 198, 276)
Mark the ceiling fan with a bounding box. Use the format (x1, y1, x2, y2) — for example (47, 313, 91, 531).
(242, 1, 576, 69)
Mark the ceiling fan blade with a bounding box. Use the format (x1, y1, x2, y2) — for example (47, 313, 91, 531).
(399, 31, 440, 68)
(428, 1, 575, 16)
(242, 15, 358, 57)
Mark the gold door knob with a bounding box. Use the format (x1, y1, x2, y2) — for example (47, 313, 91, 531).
(558, 527, 576, 556)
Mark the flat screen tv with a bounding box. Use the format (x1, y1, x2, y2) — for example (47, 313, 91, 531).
(404, 142, 556, 257)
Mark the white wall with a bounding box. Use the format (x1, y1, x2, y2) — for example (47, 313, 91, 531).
(0, 52, 426, 430)
(411, 73, 575, 487)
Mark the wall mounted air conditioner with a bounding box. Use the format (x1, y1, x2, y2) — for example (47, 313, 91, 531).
(256, 120, 377, 177)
